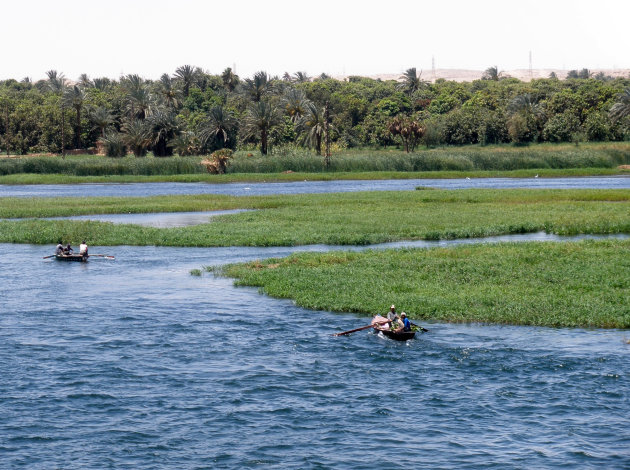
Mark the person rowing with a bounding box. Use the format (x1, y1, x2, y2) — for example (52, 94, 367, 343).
(64, 243, 74, 255)
(55, 241, 64, 256)
(396, 312, 412, 333)
(79, 240, 88, 260)
(387, 304, 399, 324)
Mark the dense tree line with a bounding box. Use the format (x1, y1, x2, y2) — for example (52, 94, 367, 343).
(1, 66, 629, 156)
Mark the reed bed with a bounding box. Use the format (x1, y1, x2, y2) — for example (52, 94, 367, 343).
(1, 143, 629, 177)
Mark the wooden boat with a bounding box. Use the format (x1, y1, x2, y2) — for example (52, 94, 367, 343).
(55, 253, 88, 262)
(380, 329, 416, 341)
(371, 315, 416, 341)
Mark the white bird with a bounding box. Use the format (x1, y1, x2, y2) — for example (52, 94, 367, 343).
(535, 174, 539, 178)
(466, 177, 470, 180)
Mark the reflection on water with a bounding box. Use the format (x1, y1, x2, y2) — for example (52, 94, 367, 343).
(1, 175, 629, 198)
(48, 209, 251, 227)
(1, 242, 629, 468)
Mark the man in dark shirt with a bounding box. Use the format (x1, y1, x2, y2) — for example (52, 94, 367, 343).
(400, 312, 411, 331)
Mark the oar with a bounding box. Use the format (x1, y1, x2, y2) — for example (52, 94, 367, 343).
(333, 320, 390, 337)
(89, 254, 115, 259)
(43, 255, 56, 259)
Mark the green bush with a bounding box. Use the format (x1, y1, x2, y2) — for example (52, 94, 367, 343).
(102, 132, 127, 158)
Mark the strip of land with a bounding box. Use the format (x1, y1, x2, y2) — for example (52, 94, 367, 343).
(1, 189, 628, 246)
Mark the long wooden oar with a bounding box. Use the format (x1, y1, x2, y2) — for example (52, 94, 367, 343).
(89, 254, 115, 259)
(333, 320, 389, 337)
(43, 255, 56, 259)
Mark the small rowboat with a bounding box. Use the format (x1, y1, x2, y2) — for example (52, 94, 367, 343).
(55, 253, 88, 262)
(371, 315, 416, 341)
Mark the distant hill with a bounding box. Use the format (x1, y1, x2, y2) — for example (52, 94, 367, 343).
(335, 69, 630, 83)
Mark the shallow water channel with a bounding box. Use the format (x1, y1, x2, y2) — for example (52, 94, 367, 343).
(1, 239, 629, 469)
(1, 175, 629, 198)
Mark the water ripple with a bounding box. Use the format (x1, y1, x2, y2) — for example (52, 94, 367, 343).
(1, 243, 629, 468)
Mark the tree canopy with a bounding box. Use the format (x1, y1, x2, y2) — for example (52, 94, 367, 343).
(1, 66, 629, 156)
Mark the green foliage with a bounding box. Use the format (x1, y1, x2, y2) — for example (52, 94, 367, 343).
(2, 73, 630, 155)
(102, 131, 127, 157)
(543, 112, 581, 142)
(2, 189, 628, 249)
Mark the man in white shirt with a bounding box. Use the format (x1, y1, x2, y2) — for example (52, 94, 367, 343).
(79, 241, 88, 259)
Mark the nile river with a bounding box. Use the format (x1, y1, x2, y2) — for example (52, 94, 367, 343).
(1, 242, 628, 469)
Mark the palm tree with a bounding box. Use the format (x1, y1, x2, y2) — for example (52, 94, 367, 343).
(283, 88, 309, 123)
(156, 74, 183, 109)
(293, 71, 310, 83)
(171, 131, 200, 156)
(78, 74, 93, 88)
(93, 77, 112, 91)
(242, 101, 282, 155)
(174, 65, 199, 97)
(482, 66, 508, 81)
(610, 88, 630, 121)
(199, 105, 238, 150)
(146, 109, 178, 156)
(239, 71, 273, 103)
(124, 81, 155, 120)
(121, 119, 151, 157)
(88, 106, 114, 138)
(221, 67, 239, 92)
(46, 70, 66, 93)
(397, 68, 425, 95)
(282, 72, 292, 82)
(298, 102, 325, 155)
(508, 93, 543, 117)
(63, 85, 86, 148)
(122, 74, 144, 94)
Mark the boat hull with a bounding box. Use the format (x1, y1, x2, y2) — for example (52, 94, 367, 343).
(379, 329, 416, 341)
(371, 315, 416, 341)
(55, 254, 88, 262)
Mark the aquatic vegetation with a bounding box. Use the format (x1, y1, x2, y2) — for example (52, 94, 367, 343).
(1, 189, 629, 246)
(220, 240, 630, 328)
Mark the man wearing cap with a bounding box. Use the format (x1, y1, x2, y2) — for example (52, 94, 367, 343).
(387, 305, 399, 325)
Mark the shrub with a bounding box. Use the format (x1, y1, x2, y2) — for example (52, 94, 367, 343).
(102, 132, 127, 158)
(201, 148, 234, 174)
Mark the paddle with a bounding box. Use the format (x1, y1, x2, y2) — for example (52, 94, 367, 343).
(89, 254, 115, 259)
(333, 320, 390, 337)
(42, 255, 56, 259)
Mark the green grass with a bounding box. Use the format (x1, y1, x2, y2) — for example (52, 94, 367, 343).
(218, 239, 630, 328)
(1, 141, 629, 182)
(230, 142, 630, 173)
(1, 189, 629, 246)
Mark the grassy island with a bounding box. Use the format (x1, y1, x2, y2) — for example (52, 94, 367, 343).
(219, 240, 630, 328)
(0, 189, 629, 246)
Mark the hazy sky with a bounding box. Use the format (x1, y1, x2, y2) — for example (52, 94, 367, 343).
(3, 0, 629, 81)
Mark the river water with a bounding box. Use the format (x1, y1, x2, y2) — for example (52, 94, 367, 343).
(1, 242, 629, 469)
(1, 175, 629, 198)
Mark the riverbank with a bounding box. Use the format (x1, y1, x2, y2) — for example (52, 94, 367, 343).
(1, 142, 629, 183)
(219, 239, 630, 328)
(1, 189, 628, 245)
